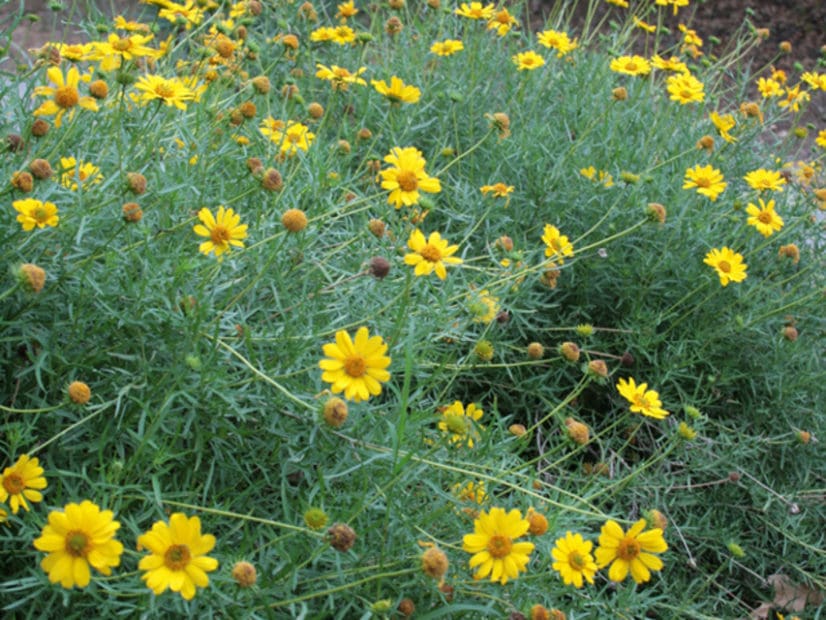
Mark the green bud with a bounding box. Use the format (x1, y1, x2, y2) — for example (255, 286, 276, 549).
(727, 542, 745, 558)
(418, 196, 435, 210)
(370, 599, 392, 614)
(185, 354, 202, 371)
(448, 90, 464, 102)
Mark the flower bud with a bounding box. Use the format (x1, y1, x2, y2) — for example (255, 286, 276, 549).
(587, 359, 608, 378)
(304, 507, 328, 530)
(526, 342, 544, 359)
(231, 561, 257, 587)
(17, 263, 46, 293)
(29, 158, 53, 179)
(564, 417, 589, 445)
(68, 380, 91, 404)
(421, 546, 448, 580)
(327, 522, 356, 552)
(559, 342, 580, 362)
(281, 208, 308, 232)
(322, 397, 348, 427)
(122, 202, 143, 222)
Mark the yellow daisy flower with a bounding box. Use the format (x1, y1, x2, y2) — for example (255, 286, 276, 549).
(138, 513, 218, 600)
(595, 518, 667, 584)
(609, 55, 651, 76)
(403, 229, 463, 280)
(32, 65, 99, 128)
(710, 111, 737, 143)
(379, 146, 441, 208)
(541, 224, 574, 263)
(60, 156, 103, 191)
(616, 377, 670, 419)
(487, 8, 518, 37)
(134, 74, 196, 110)
(34, 500, 123, 588)
(462, 507, 535, 584)
(437, 401, 484, 447)
(512, 50, 545, 71)
(1, 454, 47, 513)
(371, 76, 421, 104)
(193, 206, 248, 257)
(703, 247, 747, 286)
(743, 168, 786, 192)
(746, 199, 783, 237)
(683, 164, 726, 201)
(13, 198, 59, 231)
(454, 2, 495, 19)
(536, 29, 578, 57)
(319, 326, 391, 402)
(430, 39, 464, 56)
(316, 64, 367, 90)
(551, 531, 598, 588)
(667, 73, 705, 104)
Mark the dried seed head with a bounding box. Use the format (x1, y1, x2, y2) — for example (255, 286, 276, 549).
(322, 397, 348, 428)
(281, 208, 308, 232)
(231, 561, 257, 587)
(68, 380, 91, 405)
(126, 172, 147, 194)
(369, 256, 391, 279)
(526, 342, 544, 359)
(18, 263, 46, 293)
(31, 119, 50, 137)
(307, 102, 324, 119)
(122, 202, 143, 223)
(11, 171, 34, 192)
(564, 417, 590, 445)
(251, 75, 271, 94)
(612, 86, 628, 101)
(509, 423, 526, 437)
(421, 546, 449, 580)
(29, 159, 53, 180)
(647, 202, 667, 223)
(368, 218, 386, 238)
(526, 507, 548, 535)
(89, 79, 108, 99)
(261, 167, 284, 191)
(587, 359, 608, 378)
(327, 522, 356, 552)
(398, 598, 415, 617)
(559, 342, 580, 362)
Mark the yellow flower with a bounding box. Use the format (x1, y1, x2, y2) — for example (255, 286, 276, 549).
(452, 480, 487, 506)
(371, 76, 421, 103)
(757, 77, 782, 98)
(633, 17, 656, 33)
(778, 84, 810, 112)
(480, 183, 514, 201)
(319, 327, 392, 402)
(710, 111, 736, 143)
(609, 55, 651, 76)
(60, 157, 103, 191)
(606, 0, 628, 6)
(1, 454, 47, 513)
(272, 121, 316, 156)
(315, 64, 367, 90)
(454, 2, 495, 19)
(32, 65, 99, 128)
(667, 73, 705, 104)
(656, 0, 689, 15)
(330, 24, 356, 45)
(536, 29, 578, 57)
(438, 401, 484, 447)
(193, 206, 248, 257)
(595, 519, 667, 584)
(134, 74, 196, 110)
(616, 377, 670, 419)
(580, 166, 614, 187)
(703, 247, 747, 286)
(462, 507, 534, 584)
(487, 8, 518, 36)
(379, 146, 441, 208)
(13, 198, 59, 231)
(468, 288, 500, 323)
(138, 513, 218, 600)
(683, 164, 726, 201)
(404, 229, 463, 280)
(34, 500, 123, 588)
(801, 71, 826, 91)
(551, 531, 598, 588)
(158, 1, 205, 29)
(513, 50, 545, 71)
(817, 129, 826, 149)
(90, 32, 160, 71)
(430, 39, 464, 56)
(743, 168, 786, 192)
(336, 0, 358, 19)
(541, 224, 574, 263)
(310, 27, 335, 42)
(651, 55, 689, 74)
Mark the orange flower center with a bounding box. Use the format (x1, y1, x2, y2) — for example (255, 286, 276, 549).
(568, 551, 586, 570)
(33, 206, 50, 222)
(155, 83, 176, 99)
(2, 473, 24, 494)
(717, 260, 731, 273)
(210, 225, 231, 245)
(55, 86, 79, 109)
(344, 355, 366, 377)
(495, 11, 510, 23)
(164, 544, 192, 570)
(616, 537, 641, 562)
(287, 132, 301, 144)
(419, 243, 442, 263)
(396, 170, 419, 192)
(65, 531, 91, 557)
(112, 38, 132, 51)
(695, 176, 711, 188)
(625, 61, 638, 71)
(486, 534, 513, 559)
(758, 212, 773, 224)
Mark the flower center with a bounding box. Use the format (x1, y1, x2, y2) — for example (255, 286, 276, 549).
(616, 537, 641, 562)
(695, 176, 711, 188)
(65, 531, 91, 557)
(758, 212, 773, 224)
(568, 551, 586, 570)
(33, 206, 50, 222)
(55, 86, 79, 109)
(344, 355, 366, 377)
(444, 415, 468, 435)
(717, 260, 731, 273)
(495, 11, 510, 23)
(287, 132, 301, 144)
(626, 61, 638, 71)
(155, 83, 176, 99)
(486, 534, 513, 559)
(396, 170, 419, 192)
(164, 544, 192, 570)
(2, 473, 24, 494)
(112, 38, 132, 52)
(419, 243, 442, 263)
(210, 225, 231, 245)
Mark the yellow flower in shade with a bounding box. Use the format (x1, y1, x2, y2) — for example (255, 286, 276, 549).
(371, 76, 421, 103)
(609, 55, 651, 76)
(651, 55, 689, 74)
(336, 0, 358, 19)
(656, 0, 689, 15)
(134, 74, 196, 110)
(616, 377, 670, 419)
(438, 401, 484, 447)
(468, 288, 499, 323)
(757, 77, 782, 98)
(595, 519, 667, 584)
(551, 531, 598, 588)
(802, 71, 826, 91)
(513, 50, 545, 71)
(743, 169, 786, 192)
(454, 2, 495, 19)
(606, 0, 628, 6)
(703, 247, 747, 286)
(193, 206, 248, 257)
(33, 500, 123, 588)
(1, 454, 47, 513)
(667, 73, 705, 104)
(319, 327, 392, 402)
(13, 198, 59, 231)
(158, 2, 204, 29)
(404, 229, 463, 280)
(778, 84, 810, 112)
(60, 157, 103, 191)
(315, 64, 367, 90)
(379, 147, 441, 208)
(710, 111, 736, 143)
(536, 29, 578, 57)
(683, 164, 726, 201)
(541, 224, 574, 263)
(816, 129, 826, 149)
(430, 39, 464, 56)
(277, 121, 315, 156)
(138, 513, 218, 600)
(452, 480, 487, 508)
(633, 16, 656, 33)
(480, 183, 514, 203)
(90, 32, 160, 71)
(32, 65, 99, 128)
(462, 507, 534, 584)
(746, 198, 784, 237)
(580, 166, 614, 187)
(487, 8, 518, 37)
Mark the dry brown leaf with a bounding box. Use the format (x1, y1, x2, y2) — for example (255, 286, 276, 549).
(767, 573, 824, 612)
